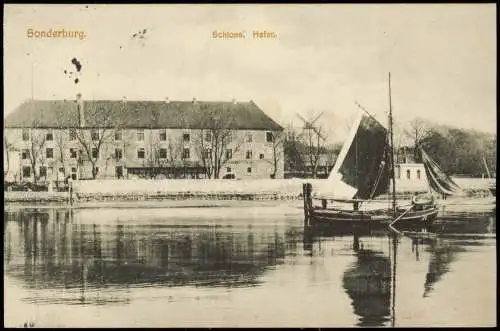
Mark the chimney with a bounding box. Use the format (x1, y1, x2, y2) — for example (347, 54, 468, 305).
(76, 93, 85, 127)
(192, 97, 197, 104)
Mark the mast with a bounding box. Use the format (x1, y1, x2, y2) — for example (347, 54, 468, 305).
(483, 156, 491, 179)
(388, 72, 397, 215)
(390, 235, 398, 327)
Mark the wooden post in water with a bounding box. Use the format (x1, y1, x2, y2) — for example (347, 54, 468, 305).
(303, 183, 313, 228)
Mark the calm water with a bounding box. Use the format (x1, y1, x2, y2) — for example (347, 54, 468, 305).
(3, 203, 497, 327)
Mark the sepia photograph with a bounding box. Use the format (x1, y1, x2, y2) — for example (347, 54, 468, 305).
(3, 3, 496, 328)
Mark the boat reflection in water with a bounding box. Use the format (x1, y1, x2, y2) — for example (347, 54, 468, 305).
(4, 206, 496, 327)
(341, 233, 394, 327)
(303, 211, 495, 328)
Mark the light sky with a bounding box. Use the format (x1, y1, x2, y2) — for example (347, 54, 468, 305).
(4, 4, 497, 143)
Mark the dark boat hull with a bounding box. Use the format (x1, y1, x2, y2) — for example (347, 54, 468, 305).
(310, 206, 438, 230)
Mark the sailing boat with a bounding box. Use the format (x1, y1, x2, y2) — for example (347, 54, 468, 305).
(305, 73, 444, 229)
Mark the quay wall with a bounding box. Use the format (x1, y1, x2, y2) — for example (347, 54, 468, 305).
(4, 178, 493, 203)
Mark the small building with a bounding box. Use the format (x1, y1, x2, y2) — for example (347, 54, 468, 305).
(395, 163, 426, 181)
(4, 96, 284, 182)
(394, 162, 428, 191)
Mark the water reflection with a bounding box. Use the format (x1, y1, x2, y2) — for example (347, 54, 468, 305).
(342, 236, 393, 327)
(303, 211, 495, 327)
(4, 208, 292, 306)
(3, 207, 496, 327)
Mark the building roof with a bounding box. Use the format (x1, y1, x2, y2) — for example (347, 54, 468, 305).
(4, 99, 283, 131)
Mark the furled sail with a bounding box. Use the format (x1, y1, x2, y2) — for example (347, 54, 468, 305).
(329, 110, 391, 200)
(420, 147, 463, 196)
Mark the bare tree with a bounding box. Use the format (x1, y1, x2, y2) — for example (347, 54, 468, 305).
(166, 136, 185, 179)
(193, 104, 243, 179)
(26, 129, 47, 183)
(195, 128, 243, 179)
(52, 127, 69, 184)
(405, 117, 432, 162)
(3, 135, 19, 181)
(264, 131, 285, 179)
(283, 124, 305, 176)
(302, 126, 328, 178)
(75, 124, 119, 179)
(295, 112, 328, 178)
(144, 135, 170, 178)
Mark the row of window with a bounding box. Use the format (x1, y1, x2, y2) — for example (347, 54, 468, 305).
(20, 129, 276, 143)
(21, 164, 256, 179)
(396, 168, 422, 180)
(225, 167, 253, 174)
(22, 166, 79, 179)
(21, 147, 267, 161)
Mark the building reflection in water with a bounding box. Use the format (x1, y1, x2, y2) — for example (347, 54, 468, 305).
(4, 208, 291, 306)
(4, 208, 495, 325)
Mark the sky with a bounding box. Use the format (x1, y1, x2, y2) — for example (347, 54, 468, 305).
(3, 4, 497, 143)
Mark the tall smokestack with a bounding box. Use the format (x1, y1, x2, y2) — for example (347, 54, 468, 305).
(76, 93, 85, 127)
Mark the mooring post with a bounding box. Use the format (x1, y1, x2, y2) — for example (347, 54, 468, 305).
(303, 183, 313, 228)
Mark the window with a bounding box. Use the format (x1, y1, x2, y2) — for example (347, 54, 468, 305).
(137, 148, 145, 159)
(22, 149, 29, 160)
(69, 128, 77, 141)
(71, 167, 77, 173)
(203, 148, 211, 160)
(225, 149, 232, 160)
(22, 166, 31, 178)
(227, 167, 232, 173)
(39, 166, 47, 178)
(159, 129, 167, 141)
(91, 129, 99, 141)
(266, 132, 274, 143)
(246, 133, 253, 143)
(183, 133, 190, 142)
(396, 166, 401, 179)
(205, 132, 212, 142)
(417, 169, 421, 180)
(115, 130, 122, 141)
(406, 169, 411, 180)
(92, 148, 99, 159)
(137, 129, 145, 141)
(247, 167, 252, 173)
(259, 153, 265, 159)
(22, 129, 30, 141)
(159, 148, 167, 159)
(46, 130, 53, 141)
(182, 148, 190, 159)
(246, 150, 252, 159)
(46, 148, 54, 159)
(115, 149, 123, 160)
(70, 148, 77, 159)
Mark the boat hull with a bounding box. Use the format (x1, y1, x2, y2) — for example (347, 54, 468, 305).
(310, 206, 438, 230)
